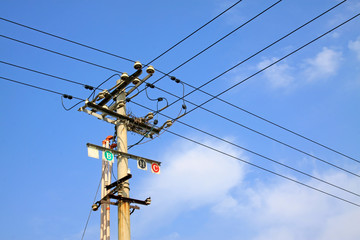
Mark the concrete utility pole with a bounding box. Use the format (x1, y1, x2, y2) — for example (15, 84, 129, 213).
(80, 61, 172, 240)
(116, 81, 130, 240)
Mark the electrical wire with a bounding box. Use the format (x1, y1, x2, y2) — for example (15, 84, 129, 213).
(143, 13, 360, 176)
(4, 8, 359, 171)
(89, 73, 122, 100)
(168, 0, 347, 107)
(155, 1, 359, 163)
(131, 100, 360, 198)
(145, 0, 283, 88)
(4, 72, 360, 204)
(1, 1, 353, 164)
(0, 34, 124, 74)
(182, 12, 360, 118)
(61, 96, 84, 111)
(0, 0, 280, 105)
(0, 17, 135, 64)
(145, 0, 245, 66)
(166, 129, 360, 208)
(0, 75, 84, 100)
(5, 66, 357, 180)
(0, 0, 245, 75)
(2, 0, 353, 166)
(0, 60, 96, 89)
(80, 163, 107, 240)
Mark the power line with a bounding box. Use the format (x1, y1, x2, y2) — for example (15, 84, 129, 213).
(3, 10, 358, 172)
(167, 129, 360, 208)
(0, 34, 124, 74)
(157, 1, 359, 163)
(0, 0, 243, 76)
(2, 0, 352, 164)
(5, 68, 359, 191)
(147, 0, 283, 86)
(0, 60, 98, 90)
(2, 3, 357, 168)
(145, 0, 244, 65)
(3, 72, 359, 207)
(144, 12, 360, 176)
(182, 12, 360, 118)
(0, 76, 84, 101)
(81, 163, 108, 240)
(131, 100, 360, 198)
(0, 17, 135, 64)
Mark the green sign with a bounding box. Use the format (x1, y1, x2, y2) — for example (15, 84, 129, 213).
(104, 151, 114, 161)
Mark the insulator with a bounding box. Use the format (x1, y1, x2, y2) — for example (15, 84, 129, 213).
(132, 78, 140, 85)
(165, 120, 172, 127)
(146, 65, 155, 74)
(121, 72, 129, 80)
(134, 61, 142, 69)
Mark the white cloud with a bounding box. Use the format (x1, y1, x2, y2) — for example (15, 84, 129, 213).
(303, 47, 342, 81)
(132, 137, 246, 237)
(131, 137, 360, 240)
(256, 47, 343, 91)
(213, 171, 360, 240)
(348, 37, 360, 60)
(257, 57, 295, 89)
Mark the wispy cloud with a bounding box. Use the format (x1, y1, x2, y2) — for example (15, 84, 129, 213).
(257, 57, 295, 89)
(131, 135, 360, 240)
(303, 47, 342, 82)
(256, 47, 343, 90)
(132, 137, 246, 237)
(212, 171, 360, 240)
(348, 36, 360, 61)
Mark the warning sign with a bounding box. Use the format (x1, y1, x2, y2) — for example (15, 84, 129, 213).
(151, 163, 160, 174)
(137, 159, 147, 170)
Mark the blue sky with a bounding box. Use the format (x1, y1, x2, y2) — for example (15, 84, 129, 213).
(1, 0, 360, 239)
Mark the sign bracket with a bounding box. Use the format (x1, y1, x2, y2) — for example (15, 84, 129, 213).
(87, 143, 161, 166)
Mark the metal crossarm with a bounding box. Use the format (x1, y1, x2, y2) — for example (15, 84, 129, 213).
(108, 194, 151, 206)
(86, 143, 162, 165)
(79, 100, 161, 135)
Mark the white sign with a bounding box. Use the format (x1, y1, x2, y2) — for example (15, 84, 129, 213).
(137, 159, 147, 170)
(87, 146, 99, 159)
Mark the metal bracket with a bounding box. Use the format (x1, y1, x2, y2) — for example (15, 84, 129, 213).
(87, 143, 162, 166)
(79, 100, 161, 135)
(106, 174, 132, 190)
(108, 194, 151, 206)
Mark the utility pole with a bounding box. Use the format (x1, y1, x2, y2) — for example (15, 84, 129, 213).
(116, 80, 130, 240)
(80, 61, 173, 240)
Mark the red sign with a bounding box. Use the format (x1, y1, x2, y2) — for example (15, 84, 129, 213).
(151, 163, 160, 174)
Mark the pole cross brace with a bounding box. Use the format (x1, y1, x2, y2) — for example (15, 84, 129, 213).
(106, 174, 132, 190)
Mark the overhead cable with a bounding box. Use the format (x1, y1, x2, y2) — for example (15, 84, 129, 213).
(132, 100, 360, 198)
(147, 0, 283, 86)
(146, 12, 360, 175)
(167, 129, 360, 208)
(3, 73, 360, 206)
(0, 76, 84, 101)
(182, 12, 360, 118)
(0, 60, 98, 90)
(0, 34, 123, 74)
(0, 17, 135, 64)
(145, 0, 245, 65)
(156, 1, 359, 163)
